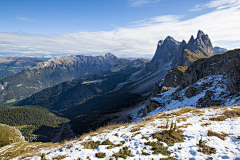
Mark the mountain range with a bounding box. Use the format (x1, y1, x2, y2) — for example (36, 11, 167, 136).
(0, 57, 46, 81)
(0, 54, 148, 104)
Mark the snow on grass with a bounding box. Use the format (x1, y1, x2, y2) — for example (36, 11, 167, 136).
(147, 75, 240, 118)
(6, 106, 240, 160)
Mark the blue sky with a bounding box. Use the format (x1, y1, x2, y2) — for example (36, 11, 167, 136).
(0, 0, 240, 58)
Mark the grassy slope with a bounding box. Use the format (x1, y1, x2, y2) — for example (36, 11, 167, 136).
(1, 105, 239, 159)
(0, 124, 24, 148)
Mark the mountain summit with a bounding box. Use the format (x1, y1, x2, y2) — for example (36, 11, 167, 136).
(172, 30, 215, 67)
(116, 30, 215, 94)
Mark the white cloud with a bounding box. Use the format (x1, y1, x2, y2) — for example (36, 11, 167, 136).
(207, 0, 239, 8)
(188, 4, 205, 11)
(189, 0, 240, 11)
(0, 2, 240, 58)
(127, 0, 160, 7)
(18, 17, 35, 22)
(130, 15, 182, 27)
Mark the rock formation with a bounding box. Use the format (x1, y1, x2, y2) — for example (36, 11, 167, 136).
(179, 49, 240, 93)
(145, 48, 240, 114)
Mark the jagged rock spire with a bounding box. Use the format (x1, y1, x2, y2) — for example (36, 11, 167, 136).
(151, 36, 180, 63)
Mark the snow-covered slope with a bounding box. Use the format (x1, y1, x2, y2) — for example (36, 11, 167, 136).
(146, 75, 240, 118)
(2, 106, 240, 160)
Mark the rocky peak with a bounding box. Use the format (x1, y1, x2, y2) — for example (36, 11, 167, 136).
(164, 36, 175, 42)
(197, 30, 205, 39)
(172, 30, 215, 67)
(151, 36, 180, 63)
(188, 30, 215, 57)
(105, 53, 117, 58)
(188, 35, 195, 45)
(158, 40, 163, 46)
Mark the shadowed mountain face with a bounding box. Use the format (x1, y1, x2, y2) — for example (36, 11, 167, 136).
(214, 46, 228, 54)
(0, 57, 46, 81)
(0, 53, 148, 104)
(116, 30, 215, 94)
(16, 73, 138, 111)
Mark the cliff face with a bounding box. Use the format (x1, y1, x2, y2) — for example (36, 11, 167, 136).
(151, 36, 180, 63)
(119, 30, 215, 95)
(172, 30, 215, 67)
(179, 49, 240, 93)
(152, 66, 187, 96)
(145, 49, 240, 115)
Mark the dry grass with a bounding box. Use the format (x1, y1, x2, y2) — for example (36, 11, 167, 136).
(101, 139, 114, 145)
(0, 141, 59, 159)
(77, 121, 148, 142)
(52, 155, 67, 160)
(141, 150, 150, 156)
(197, 138, 216, 155)
(160, 157, 178, 160)
(207, 130, 228, 140)
(131, 126, 141, 132)
(113, 146, 134, 159)
(209, 116, 227, 121)
(152, 122, 185, 146)
(142, 115, 155, 121)
(178, 123, 192, 128)
(224, 108, 240, 118)
(192, 109, 204, 115)
(81, 141, 101, 149)
(106, 140, 125, 149)
(132, 132, 141, 137)
(207, 106, 221, 109)
(201, 123, 211, 127)
(172, 107, 198, 116)
(236, 136, 240, 140)
(0, 124, 24, 148)
(145, 141, 172, 155)
(158, 125, 168, 129)
(152, 129, 185, 146)
(95, 152, 106, 158)
(142, 135, 149, 141)
(65, 143, 73, 150)
(176, 116, 187, 123)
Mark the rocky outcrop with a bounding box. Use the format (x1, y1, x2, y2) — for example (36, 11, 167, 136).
(151, 36, 180, 63)
(152, 66, 187, 96)
(144, 48, 240, 115)
(214, 46, 228, 55)
(196, 90, 223, 108)
(172, 30, 215, 67)
(130, 36, 180, 82)
(179, 49, 240, 94)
